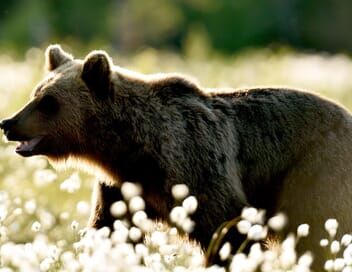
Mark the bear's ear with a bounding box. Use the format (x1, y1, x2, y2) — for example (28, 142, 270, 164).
(81, 50, 112, 99)
(45, 44, 73, 71)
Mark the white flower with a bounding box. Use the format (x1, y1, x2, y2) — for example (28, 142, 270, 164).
(112, 221, 129, 243)
(0, 226, 7, 242)
(334, 258, 345, 271)
(320, 239, 329, 247)
(0, 207, 7, 222)
(13, 208, 22, 216)
(129, 196, 145, 213)
(247, 224, 267, 240)
(249, 243, 263, 264)
(71, 220, 79, 231)
(268, 213, 287, 231)
(110, 201, 127, 217)
(282, 234, 296, 250)
(298, 252, 313, 268)
(171, 184, 189, 200)
(150, 231, 168, 247)
(33, 169, 57, 187)
(297, 224, 310, 237)
(280, 249, 297, 269)
(61, 251, 75, 264)
(38, 209, 55, 229)
(76, 201, 90, 215)
(241, 207, 258, 222)
(182, 196, 198, 214)
(60, 172, 81, 193)
(331, 240, 341, 254)
(324, 260, 334, 271)
(160, 244, 177, 258)
(170, 206, 187, 225)
(60, 211, 70, 220)
(182, 218, 195, 233)
(129, 227, 142, 242)
(97, 226, 110, 238)
(40, 257, 54, 271)
(241, 207, 265, 224)
(139, 219, 154, 233)
(189, 252, 204, 268)
(344, 244, 352, 265)
(25, 156, 47, 169)
(230, 253, 247, 271)
(57, 240, 67, 248)
(325, 218, 338, 237)
(169, 227, 178, 236)
(48, 245, 60, 260)
(145, 252, 162, 266)
(237, 220, 251, 234)
(13, 197, 22, 205)
(31, 221, 41, 232)
(0, 191, 8, 205)
(135, 243, 149, 257)
(24, 199, 37, 214)
(342, 234, 352, 246)
(219, 242, 231, 261)
(132, 211, 147, 226)
(121, 182, 142, 200)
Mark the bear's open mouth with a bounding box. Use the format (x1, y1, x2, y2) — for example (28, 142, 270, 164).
(16, 136, 44, 156)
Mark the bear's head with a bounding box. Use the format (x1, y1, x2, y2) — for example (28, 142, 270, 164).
(0, 45, 114, 161)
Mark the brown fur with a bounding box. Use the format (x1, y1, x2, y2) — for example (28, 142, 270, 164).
(2, 45, 352, 269)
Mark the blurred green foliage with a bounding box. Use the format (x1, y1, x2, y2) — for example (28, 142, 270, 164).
(1, 0, 352, 54)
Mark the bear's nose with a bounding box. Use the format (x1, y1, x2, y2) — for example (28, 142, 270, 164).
(0, 118, 17, 131)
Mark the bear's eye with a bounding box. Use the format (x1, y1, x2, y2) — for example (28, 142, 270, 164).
(37, 95, 59, 115)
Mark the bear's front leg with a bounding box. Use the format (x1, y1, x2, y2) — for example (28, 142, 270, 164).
(88, 180, 123, 229)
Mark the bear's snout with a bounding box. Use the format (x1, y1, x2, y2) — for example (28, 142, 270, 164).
(0, 118, 29, 142)
(0, 118, 18, 135)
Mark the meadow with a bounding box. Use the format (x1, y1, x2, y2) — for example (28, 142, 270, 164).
(1, 47, 352, 271)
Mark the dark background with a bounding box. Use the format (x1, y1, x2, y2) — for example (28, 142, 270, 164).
(1, 0, 351, 54)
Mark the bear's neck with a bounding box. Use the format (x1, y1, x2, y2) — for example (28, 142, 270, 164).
(84, 83, 166, 187)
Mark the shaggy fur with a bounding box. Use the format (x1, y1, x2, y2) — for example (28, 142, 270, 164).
(2, 45, 352, 269)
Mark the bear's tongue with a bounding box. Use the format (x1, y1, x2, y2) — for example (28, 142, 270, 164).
(16, 137, 43, 152)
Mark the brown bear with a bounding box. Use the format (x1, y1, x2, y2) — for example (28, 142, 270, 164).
(2, 45, 352, 269)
